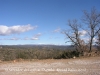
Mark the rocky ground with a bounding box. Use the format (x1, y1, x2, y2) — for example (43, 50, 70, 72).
(0, 57, 100, 75)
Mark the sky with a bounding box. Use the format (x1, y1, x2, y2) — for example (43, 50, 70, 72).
(0, 0, 100, 45)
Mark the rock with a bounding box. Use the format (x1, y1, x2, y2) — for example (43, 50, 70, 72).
(73, 56, 76, 59)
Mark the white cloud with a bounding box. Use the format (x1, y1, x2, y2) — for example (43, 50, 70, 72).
(31, 37, 39, 40)
(31, 33, 42, 40)
(0, 33, 42, 40)
(10, 37, 20, 40)
(0, 37, 20, 40)
(0, 24, 37, 35)
(79, 30, 87, 36)
(93, 38, 98, 42)
(53, 28, 61, 33)
(24, 37, 30, 40)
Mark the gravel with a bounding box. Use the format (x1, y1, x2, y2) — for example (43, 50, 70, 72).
(0, 57, 100, 75)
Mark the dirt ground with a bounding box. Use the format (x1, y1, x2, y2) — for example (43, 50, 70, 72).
(0, 57, 100, 75)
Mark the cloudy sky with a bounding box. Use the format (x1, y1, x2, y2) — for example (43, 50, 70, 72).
(0, 0, 100, 45)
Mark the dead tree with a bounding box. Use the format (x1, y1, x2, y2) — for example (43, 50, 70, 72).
(82, 8, 100, 52)
(96, 32, 100, 50)
(64, 8, 100, 53)
(64, 20, 86, 52)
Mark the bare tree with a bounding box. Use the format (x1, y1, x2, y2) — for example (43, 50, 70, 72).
(96, 32, 100, 50)
(82, 8, 100, 52)
(64, 20, 87, 53)
(64, 8, 100, 53)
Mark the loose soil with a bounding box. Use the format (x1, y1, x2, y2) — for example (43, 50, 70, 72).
(0, 57, 100, 75)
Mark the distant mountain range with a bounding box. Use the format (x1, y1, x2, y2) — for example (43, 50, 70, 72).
(0, 44, 74, 50)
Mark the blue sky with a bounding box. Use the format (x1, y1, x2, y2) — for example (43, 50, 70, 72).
(0, 0, 100, 45)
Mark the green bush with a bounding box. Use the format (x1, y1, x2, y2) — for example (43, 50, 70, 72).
(54, 51, 80, 59)
(0, 47, 80, 61)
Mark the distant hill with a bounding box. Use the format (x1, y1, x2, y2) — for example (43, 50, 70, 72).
(0, 44, 74, 50)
